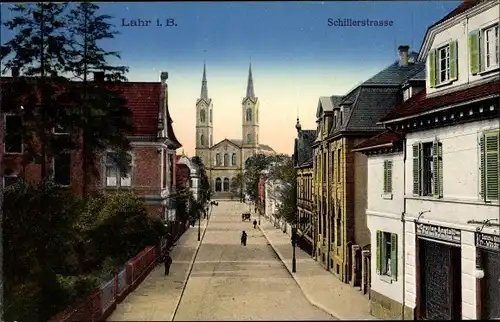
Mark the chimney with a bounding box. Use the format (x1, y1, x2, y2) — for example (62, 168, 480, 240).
(398, 45, 410, 67)
(93, 71, 105, 82)
(160, 72, 168, 83)
(11, 67, 19, 77)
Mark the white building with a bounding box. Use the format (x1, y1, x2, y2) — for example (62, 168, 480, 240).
(263, 169, 291, 233)
(176, 154, 200, 201)
(359, 0, 499, 320)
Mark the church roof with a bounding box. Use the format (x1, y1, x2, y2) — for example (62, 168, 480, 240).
(200, 63, 208, 101)
(219, 139, 275, 152)
(242, 64, 258, 104)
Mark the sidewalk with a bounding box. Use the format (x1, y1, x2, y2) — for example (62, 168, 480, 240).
(107, 218, 209, 321)
(259, 217, 377, 320)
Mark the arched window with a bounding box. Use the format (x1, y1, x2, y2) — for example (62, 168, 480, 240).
(215, 178, 222, 191)
(223, 153, 229, 166)
(246, 108, 252, 122)
(223, 178, 229, 191)
(216, 153, 221, 166)
(200, 109, 206, 123)
(247, 133, 252, 144)
(200, 134, 205, 146)
(231, 153, 237, 165)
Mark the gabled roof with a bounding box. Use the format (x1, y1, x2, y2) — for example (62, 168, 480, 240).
(328, 55, 425, 136)
(379, 79, 500, 123)
(353, 130, 402, 152)
(259, 144, 275, 152)
(212, 138, 241, 150)
(316, 95, 343, 118)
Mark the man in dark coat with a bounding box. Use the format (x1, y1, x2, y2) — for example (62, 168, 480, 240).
(164, 251, 173, 276)
(253, 219, 257, 229)
(241, 231, 247, 246)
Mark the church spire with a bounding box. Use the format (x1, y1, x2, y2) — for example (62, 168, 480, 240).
(200, 63, 208, 101)
(245, 63, 255, 99)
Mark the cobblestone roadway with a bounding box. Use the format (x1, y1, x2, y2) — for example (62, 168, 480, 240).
(173, 201, 335, 321)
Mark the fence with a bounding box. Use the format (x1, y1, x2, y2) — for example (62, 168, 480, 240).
(50, 230, 183, 322)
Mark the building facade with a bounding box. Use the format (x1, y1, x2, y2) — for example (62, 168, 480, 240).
(293, 118, 316, 255)
(176, 154, 200, 201)
(1, 71, 182, 220)
(194, 64, 275, 199)
(373, 1, 500, 319)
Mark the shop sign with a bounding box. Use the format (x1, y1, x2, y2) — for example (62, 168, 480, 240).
(475, 232, 500, 252)
(416, 223, 461, 244)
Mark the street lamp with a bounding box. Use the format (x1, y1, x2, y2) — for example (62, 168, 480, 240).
(291, 227, 297, 273)
(197, 206, 201, 241)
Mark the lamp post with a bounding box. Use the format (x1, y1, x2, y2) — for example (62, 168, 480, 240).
(258, 201, 261, 225)
(197, 207, 201, 241)
(291, 226, 297, 273)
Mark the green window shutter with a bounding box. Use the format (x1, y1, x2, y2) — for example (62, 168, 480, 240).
(480, 134, 485, 199)
(449, 40, 458, 81)
(387, 161, 393, 193)
(413, 143, 421, 195)
(485, 131, 500, 201)
(383, 161, 388, 193)
(391, 233, 398, 281)
(433, 140, 443, 198)
(469, 29, 480, 75)
(429, 49, 437, 88)
(376, 230, 382, 275)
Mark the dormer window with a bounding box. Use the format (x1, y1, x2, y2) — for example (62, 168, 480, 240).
(438, 45, 450, 83)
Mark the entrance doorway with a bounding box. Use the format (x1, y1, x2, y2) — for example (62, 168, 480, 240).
(481, 249, 500, 319)
(417, 238, 462, 320)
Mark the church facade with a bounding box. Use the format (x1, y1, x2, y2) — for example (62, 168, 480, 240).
(195, 64, 275, 199)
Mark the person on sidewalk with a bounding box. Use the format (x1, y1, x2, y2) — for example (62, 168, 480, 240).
(253, 219, 257, 229)
(164, 251, 173, 276)
(241, 231, 247, 246)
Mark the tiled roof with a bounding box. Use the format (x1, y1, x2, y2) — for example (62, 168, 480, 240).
(297, 156, 313, 168)
(363, 52, 423, 85)
(379, 80, 500, 123)
(294, 130, 315, 167)
(429, 0, 482, 29)
(353, 131, 402, 151)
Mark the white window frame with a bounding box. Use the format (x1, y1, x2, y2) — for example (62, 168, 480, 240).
(4, 113, 24, 155)
(483, 24, 499, 70)
(437, 44, 450, 84)
(52, 152, 71, 187)
(104, 151, 133, 188)
(381, 232, 392, 277)
(52, 125, 70, 135)
(3, 174, 18, 188)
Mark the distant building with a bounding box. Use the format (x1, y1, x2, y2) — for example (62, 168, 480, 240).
(176, 154, 200, 202)
(194, 64, 275, 199)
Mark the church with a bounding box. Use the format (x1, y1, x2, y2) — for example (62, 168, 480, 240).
(195, 63, 275, 198)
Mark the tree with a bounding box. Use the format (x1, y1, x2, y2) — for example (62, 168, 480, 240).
(191, 156, 211, 204)
(230, 173, 244, 201)
(243, 153, 271, 203)
(1, 3, 73, 179)
(269, 156, 297, 225)
(63, 1, 131, 196)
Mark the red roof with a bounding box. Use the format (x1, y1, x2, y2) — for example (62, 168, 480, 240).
(429, 0, 482, 29)
(0, 77, 165, 137)
(380, 81, 500, 123)
(354, 131, 402, 150)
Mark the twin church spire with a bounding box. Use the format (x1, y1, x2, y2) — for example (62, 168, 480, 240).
(198, 63, 256, 100)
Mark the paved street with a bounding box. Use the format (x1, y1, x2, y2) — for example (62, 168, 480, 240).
(173, 201, 335, 321)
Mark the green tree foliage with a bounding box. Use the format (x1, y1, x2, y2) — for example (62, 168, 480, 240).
(243, 153, 271, 202)
(191, 156, 211, 204)
(230, 173, 244, 200)
(268, 156, 297, 225)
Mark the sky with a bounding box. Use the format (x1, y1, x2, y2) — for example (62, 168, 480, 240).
(1, 1, 460, 156)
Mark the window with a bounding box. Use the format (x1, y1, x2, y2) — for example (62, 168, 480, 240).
(4, 114, 23, 154)
(210, 109, 212, 123)
(337, 149, 341, 182)
(223, 178, 229, 191)
(247, 133, 252, 144)
(200, 109, 206, 123)
(200, 134, 205, 146)
(330, 151, 335, 181)
(403, 88, 410, 101)
(53, 109, 69, 135)
(231, 153, 237, 165)
(216, 153, 221, 166)
(223, 153, 229, 166)
(383, 160, 393, 195)
(105, 152, 132, 187)
(322, 152, 327, 183)
(330, 208, 335, 244)
(412, 140, 442, 197)
(3, 174, 18, 188)
(246, 108, 252, 122)
(376, 231, 398, 281)
(429, 41, 457, 87)
(215, 177, 222, 191)
(336, 212, 341, 247)
(53, 152, 71, 186)
(480, 130, 499, 201)
(484, 24, 499, 69)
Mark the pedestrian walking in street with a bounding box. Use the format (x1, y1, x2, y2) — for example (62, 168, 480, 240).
(164, 251, 173, 276)
(241, 230, 247, 246)
(253, 219, 257, 229)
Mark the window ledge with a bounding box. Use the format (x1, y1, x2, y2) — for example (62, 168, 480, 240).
(380, 275, 393, 284)
(406, 195, 499, 206)
(382, 193, 393, 200)
(478, 66, 499, 76)
(4, 152, 23, 156)
(434, 80, 454, 88)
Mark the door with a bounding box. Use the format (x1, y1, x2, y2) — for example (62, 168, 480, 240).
(419, 239, 462, 320)
(482, 250, 500, 319)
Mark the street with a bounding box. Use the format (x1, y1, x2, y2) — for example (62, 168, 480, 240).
(173, 201, 334, 321)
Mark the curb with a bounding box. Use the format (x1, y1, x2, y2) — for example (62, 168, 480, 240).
(258, 223, 343, 320)
(170, 216, 211, 321)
